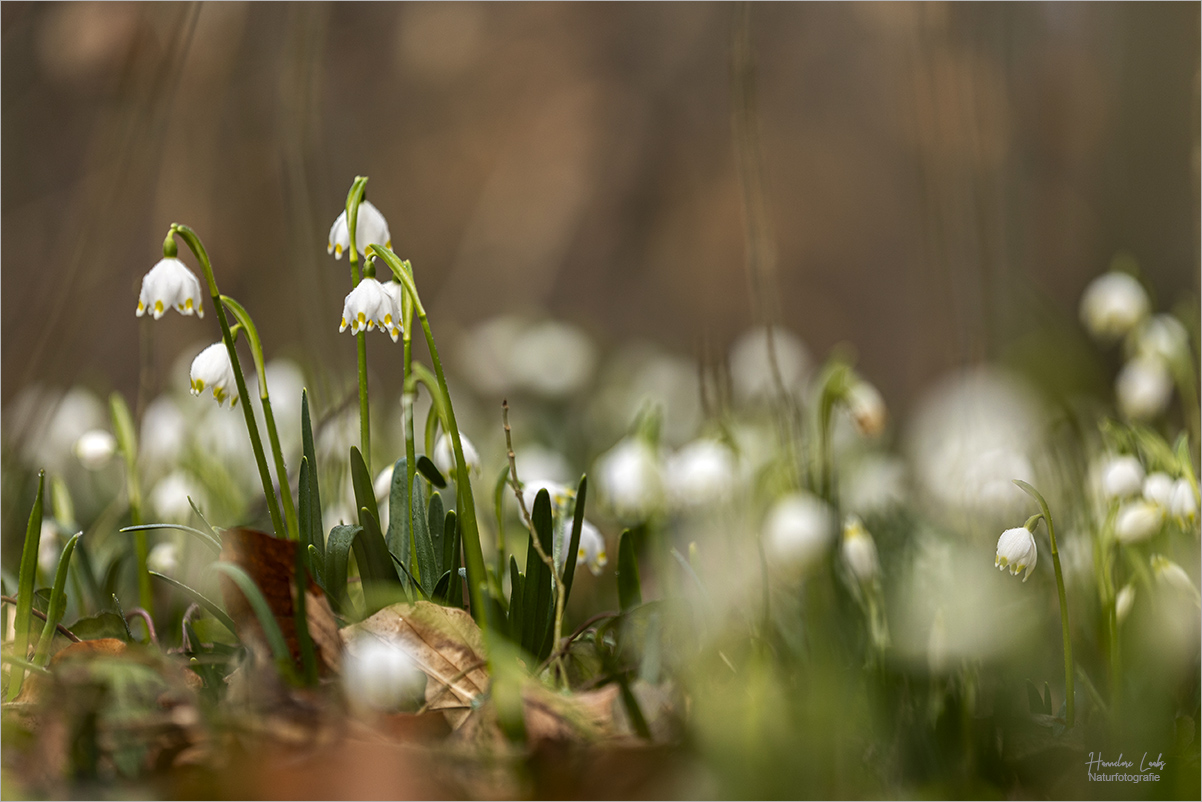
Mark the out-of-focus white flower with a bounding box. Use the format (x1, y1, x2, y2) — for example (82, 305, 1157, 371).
(509, 320, 597, 399)
(841, 515, 880, 584)
(1114, 500, 1164, 544)
(729, 326, 811, 405)
(556, 519, 608, 576)
(597, 438, 663, 521)
(1169, 478, 1198, 521)
(328, 200, 391, 260)
(151, 471, 202, 522)
(74, 429, 116, 470)
(433, 432, 480, 478)
(1133, 314, 1189, 364)
(665, 440, 736, 510)
(374, 464, 395, 502)
(342, 633, 424, 712)
(1116, 356, 1173, 420)
(840, 453, 907, 516)
(136, 257, 204, 320)
(845, 380, 887, 438)
(521, 478, 572, 512)
(147, 541, 180, 577)
(1151, 554, 1199, 600)
(14, 386, 106, 475)
(1143, 472, 1174, 506)
(764, 492, 835, 571)
(995, 526, 1038, 582)
(140, 397, 186, 471)
(1115, 583, 1136, 624)
(1101, 455, 1145, 499)
(37, 521, 60, 576)
(906, 367, 1044, 530)
(1079, 271, 1149, 341)
(514, 446, 573, 487)
(190, 343, 239, 407)
(339, 278, 401, 341)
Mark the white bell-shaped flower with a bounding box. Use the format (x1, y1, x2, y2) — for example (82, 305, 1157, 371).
(764, 492, 836, 572)
(1142, 472, 1174, 506)
(1079, 271, 1149, 341)
(74, 429, 116, 470)
(1115, 583, 1136, 624)
(342, 633, 424, 713)
(556, 518, 608, 576)
(1133, 314, 1189, 364)
(841, 515, 880, 584)
(190, 343, 239, 407)
(1116, 356, 1173, 420)
(1151, 554, 1198, 600)
(665, 439, 736, 510)
(433, 432, 481, 478)
(339, 278, 402, 341)
(328, 200, 391, 260)
(995, 526, 1038, 581)
(1114, 499, 1164, 544)
(1169, 478, 1198, 521)
(150, 471, 203, 522)
(597, 438, 663, 521)
(845, 380, 887, 438)
(521, 478, 572, 512)
(1100, 455, 1145, 499)
(136, 257, 205, 320)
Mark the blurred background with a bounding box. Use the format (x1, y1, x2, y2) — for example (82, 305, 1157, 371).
(2, 1, 1198, 434)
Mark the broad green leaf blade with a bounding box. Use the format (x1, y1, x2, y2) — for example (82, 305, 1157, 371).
(149, 572, 236, 635)
(33, 533, 81, 666)
(562, 475, 588, 607)
(413, 482, 437, 589)
(416, 455, 447, 489)
(385, 458, 411, 576)
(213, 563, 296, 682)
(432, 571, 452, 604)
(358, 507, 401, 615)
(525, 489, 555, 659)
(326, 524, 363, 616)
(120, 523, 221, 554)
(508, 555, 524, 644)
(617, 529, 642, 611)
(428, 492, 446, 578)
(301, 390, 324, 564)
(8, 471, 45, 701)
(307, 544, 325, 591)
(349, 446, 381, 526)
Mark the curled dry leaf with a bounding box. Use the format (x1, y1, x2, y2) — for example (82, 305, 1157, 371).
(341, 601, 489, 729)
(219, 527, 341, 675)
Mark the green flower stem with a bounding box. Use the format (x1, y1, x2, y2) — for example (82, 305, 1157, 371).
(1015, 480, 1074, 727)
(171, 225, 285, 538)
(403, 328, 418, 569)
(345, 177, 372, 472)
(220, 296, 298, 540)
(813, 362, 849, 501)
(373, 245, 487, 622)
(109, 393, 152, 614)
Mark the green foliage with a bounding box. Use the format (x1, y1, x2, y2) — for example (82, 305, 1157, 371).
(7, 470, 45, 701)
(617, 529, 642, 612)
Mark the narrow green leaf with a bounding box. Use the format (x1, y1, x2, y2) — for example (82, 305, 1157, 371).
(1043, 680, 1053, 715)
(431, 571, 452, 604)
(294, 531, 317, 685)
(301, 390, 324, 564)
(562, 476, 588, 607)
(307, 544, 325, 590)
(508, 556, 524, 644)
(389, 552, 428, 600)
(358, 507, 401, 614)
(523, 489, 554, 658)
(618, 674, 652, 740)
(149, 572, 236, 635)
(33, 533, 81, 666)
(326, 525, 363, 616)
(385, 457, 411, 575)
(349, 446, 381, 526)
(121, 523, 221, 554)
(298, 457, 314, 560)
(617, 529, 642, 611)
(428, 492, 446, 577)
(1, 655, 51, 677)
(187, 496, 218, 537)
(213, 563, 296, 682)
(442, 510, 458, 591)
(412, 481, 436, 587)
(416, 455, 447, 489)
(8, 471, 45, 701)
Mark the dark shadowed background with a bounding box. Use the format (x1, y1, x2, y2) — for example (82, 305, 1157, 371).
(2, 1, 1198, 421)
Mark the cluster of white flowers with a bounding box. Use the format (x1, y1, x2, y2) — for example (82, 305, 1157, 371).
(1095, 452, 1198, 543)
(1079, 267, 1190, 421)
(517, 477, 608, 576)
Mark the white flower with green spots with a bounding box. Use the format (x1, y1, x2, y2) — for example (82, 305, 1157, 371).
(189, 343, 238, 407)
(136, 257, 204, 320)
(340, 278, 402, 341)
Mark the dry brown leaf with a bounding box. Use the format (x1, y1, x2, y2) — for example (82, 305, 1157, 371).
(219, 527, 341, 675)
(341, 602, 490, 729)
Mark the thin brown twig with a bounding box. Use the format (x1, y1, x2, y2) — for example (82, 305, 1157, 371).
(415, 659, 489, 715)
(0, 595, 81, 643)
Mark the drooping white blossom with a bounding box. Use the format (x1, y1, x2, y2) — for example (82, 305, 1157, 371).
(665, 439, 737, 510)
(995, 526, 1038, 582)
(339, 278, 402, 341)
(147, 542, 180, 577)
(328, 200, 391, 261)
(74, 429, 116, 470)
(841, 515, 880, 584)
(1142, 472, 1174, 507)
(1115, 583, 1136, 624)
(1114, 500, 1164, 544)
(1100, 455, 1145, 500)
(597, 438, 663, 521)
(433, 432, 481, 478)
(1169, 478, 1198, 521)
(190, 343, 239, 407)
(136, 258, 204, 320)
(1116, 356, 1173, 420)
(342, 633, 424, 713)
(845, 380, 887, 438)
(764, 492, 836, 572)
(1079, 271, 1149, 341)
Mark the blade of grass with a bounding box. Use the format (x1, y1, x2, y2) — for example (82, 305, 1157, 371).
(561, 476, 588, 607)
(121, 523, 220, 554)
(7, 471, 45, 701)
(301, 390, 324, 564)
(149, 571, 236, 635)
(617, 530, 642, 612)
(33, 533, 82, 666)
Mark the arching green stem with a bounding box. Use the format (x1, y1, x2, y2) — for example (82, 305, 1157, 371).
(220, 295, 298, 540)
(170, 224, 285, 537)
(1015, 480, 1074, 727)
(371, 245, 487, 622)
(345, 177, 372, 472)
